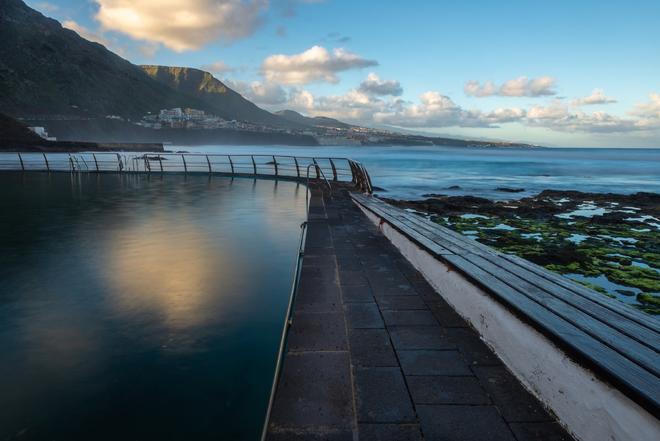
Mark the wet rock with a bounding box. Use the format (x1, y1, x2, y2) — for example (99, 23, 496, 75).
(496, 187, 524, 193)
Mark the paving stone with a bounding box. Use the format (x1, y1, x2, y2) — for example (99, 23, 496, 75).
(427, 300, 468, 328)
(372, 283, 417, 297)
(473, 366, 554, 423)
(336, 257, 362, 271)
(305, 246, 335, 256)
(338, 270, 369, 286)
(509, 422, 573, 441)
(295, 276, 341, 313)
(299, 264, 336, 281)
(348, 329, 398, 367)
(406, 376, 491, 405)
(341, 284, 374, 303)
(269, 352, 353, 431)
(355, 367, 415, 423)
(344, 303, 384, 329)
(302, 254, 335, 268)
(444, 327, 501, 366)
(411, 281, 440, 300)
(267, 429, 353, 441)
(389, 326, 453, 351)
(382, 310, 437, 326)
(358, 423, 423, 441)
(417, 405, 516, 441)
(398, 350, 472, 376)
(287, 312, 347, 352)
(376, 295, 427, 310)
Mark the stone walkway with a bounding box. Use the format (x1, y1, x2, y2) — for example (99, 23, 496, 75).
(266, 187, 572, 441)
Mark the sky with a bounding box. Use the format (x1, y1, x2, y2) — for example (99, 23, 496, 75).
(27, 0, 660, 147)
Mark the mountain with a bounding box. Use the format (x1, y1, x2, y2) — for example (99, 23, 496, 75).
(275, 110, 354, 129)
(0, 0, 219, 118)
(0, 112, 46, 147)
(141, 66, 298, 128)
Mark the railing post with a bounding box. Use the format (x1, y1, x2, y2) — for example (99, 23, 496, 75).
(329, 158, 338, 181)
(312, 158, 319, 179)
(92, 154, 99, 172)
(158, 155, 163, 173)
(17, 153, 24, 171)
(206, 155, 212, 173)
(116, 153, 123, 172)
(42, 153, 49, 171)
(272, 155, 278, 176)
(228, 155, 234, 174)
(251, 155, 257, 175)
(294, 157, 300, 178)
(182, 154, 187, 173)
(69, 155, 75, 172)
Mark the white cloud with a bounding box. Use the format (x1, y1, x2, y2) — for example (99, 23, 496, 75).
(201, 61, 235, 75)
(571, 89, 617, 106)
(63, 20, 111, 47)
(94, 0, 267, 52)
(261, 45, 378, 84)
(527, 101, 639, 133)
(358, 73, 403, 96)
(226, 80, 289, 105)
(465, 76, 557, 97)
(630, 92, 660, 129)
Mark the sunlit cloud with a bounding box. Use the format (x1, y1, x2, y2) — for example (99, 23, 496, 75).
(261, 45, 377, 84)
(571, 89, 617, 106)
(465, 76, 557, 97)
(226, 79, 289, 105)
(201, 60, 236, 76)
(95, 0, 268, 52)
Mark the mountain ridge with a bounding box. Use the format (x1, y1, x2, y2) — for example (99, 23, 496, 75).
(140, 65, 299, 128)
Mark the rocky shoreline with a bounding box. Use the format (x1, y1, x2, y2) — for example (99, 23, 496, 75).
(386, 189, 660, 314)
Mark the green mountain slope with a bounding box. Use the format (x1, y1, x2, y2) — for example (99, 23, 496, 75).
(140, 65, 300, 127)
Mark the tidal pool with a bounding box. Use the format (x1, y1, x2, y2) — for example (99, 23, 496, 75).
(0, 172, 307, 440)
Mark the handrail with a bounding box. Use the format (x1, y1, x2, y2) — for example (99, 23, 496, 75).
(0, 151, 373, 194)
(260, 219, 308, 441)
(260, 165, 334, 440)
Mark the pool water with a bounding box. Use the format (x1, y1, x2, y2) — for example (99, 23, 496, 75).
(0, 172, 307, 441)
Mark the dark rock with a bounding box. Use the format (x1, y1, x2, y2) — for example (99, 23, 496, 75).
(496, 187, 525, 193)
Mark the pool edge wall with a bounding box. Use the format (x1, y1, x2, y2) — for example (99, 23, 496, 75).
(354, 199, 660, 441)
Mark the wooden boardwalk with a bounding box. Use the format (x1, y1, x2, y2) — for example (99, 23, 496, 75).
(265, 187, 572, 440)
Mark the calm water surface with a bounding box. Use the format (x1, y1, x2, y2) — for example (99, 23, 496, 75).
(0, 172, 306, 441)
(182, 145, 660, 199)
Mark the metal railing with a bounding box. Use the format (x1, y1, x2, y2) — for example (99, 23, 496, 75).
(0, 152, 373, 193)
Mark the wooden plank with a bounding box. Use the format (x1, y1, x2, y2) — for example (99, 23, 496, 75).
(441, 254, 660, 413)
(359, 195, 660, 336)
(385, 201, 660, 329)
(363, 196, 660, 370)
(388, 207, 660, 350)
(461, 253, 660, 376)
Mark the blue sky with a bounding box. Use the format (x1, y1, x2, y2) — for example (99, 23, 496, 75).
(28, 0, 660, 147)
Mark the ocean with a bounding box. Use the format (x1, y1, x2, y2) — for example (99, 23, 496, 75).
(179, 145, 660, 200)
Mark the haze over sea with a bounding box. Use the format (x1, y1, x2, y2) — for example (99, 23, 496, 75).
(180, 145, 660, 200)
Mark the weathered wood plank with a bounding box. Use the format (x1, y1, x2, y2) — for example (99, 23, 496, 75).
(353, 194, 660, 338)
(441, 254, 660, 413)
(388, 209, 660, 351)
